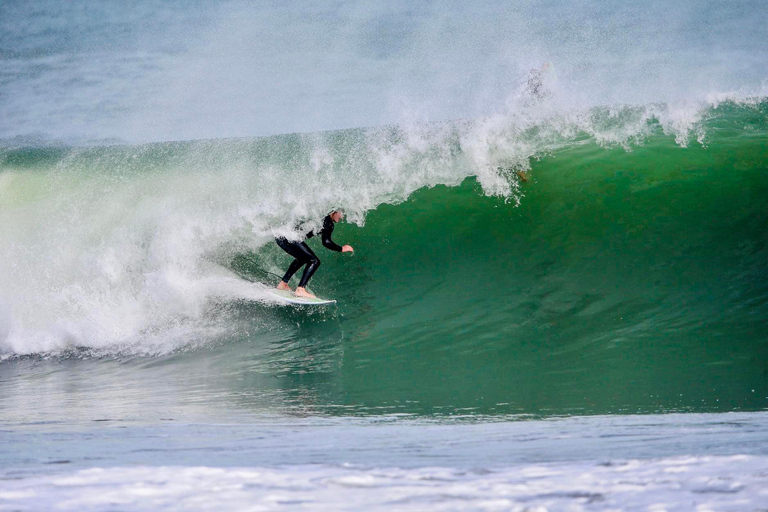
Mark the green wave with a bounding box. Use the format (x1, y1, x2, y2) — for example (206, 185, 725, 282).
(234, 120, 768, 416)
(1, 100, 767, 416)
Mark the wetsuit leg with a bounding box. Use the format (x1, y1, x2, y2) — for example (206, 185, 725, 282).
(297, 243, 320, 288)
(281, 258, 305, 284)
(275, 238, 321, 287)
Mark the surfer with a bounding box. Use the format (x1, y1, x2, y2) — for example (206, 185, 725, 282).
(275, 210, 354, 299)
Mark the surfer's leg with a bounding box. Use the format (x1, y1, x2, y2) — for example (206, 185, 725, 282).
(297, 243, 320, 288)
(281, 259, 305, 286)
(275, 238, 319, 297)
(275, 237, 310, 288)
(287, 242, 320, 298)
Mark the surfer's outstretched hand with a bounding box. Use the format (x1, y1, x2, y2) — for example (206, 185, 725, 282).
(342, 245, 354, 253)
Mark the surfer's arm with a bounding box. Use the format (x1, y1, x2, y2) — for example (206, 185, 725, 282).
(320, 216, 344, 252)
(321, 233, 343, 252)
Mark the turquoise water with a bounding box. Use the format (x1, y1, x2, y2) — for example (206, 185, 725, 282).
(1, 1, 768, 510)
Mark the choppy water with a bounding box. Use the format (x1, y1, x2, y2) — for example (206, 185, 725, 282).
(2, 413, 768, 511)
(1, 1, 767, 510)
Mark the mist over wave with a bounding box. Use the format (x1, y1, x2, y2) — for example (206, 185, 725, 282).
(1, 0, 766, 143)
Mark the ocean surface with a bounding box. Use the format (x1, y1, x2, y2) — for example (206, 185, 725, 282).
(1, 1, 767, 510)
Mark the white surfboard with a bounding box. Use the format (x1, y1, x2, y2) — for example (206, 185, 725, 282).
(268, 289, 336, 305)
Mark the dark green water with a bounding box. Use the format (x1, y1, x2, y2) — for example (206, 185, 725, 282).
(225, 126, 768, 417)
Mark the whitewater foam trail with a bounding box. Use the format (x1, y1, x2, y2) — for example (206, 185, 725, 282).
(1, 456, 766, 512)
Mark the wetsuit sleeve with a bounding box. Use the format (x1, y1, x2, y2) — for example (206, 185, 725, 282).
(320, 216, 343, 252)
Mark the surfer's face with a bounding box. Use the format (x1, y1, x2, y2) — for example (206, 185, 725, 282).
(330, 211, 343, 223)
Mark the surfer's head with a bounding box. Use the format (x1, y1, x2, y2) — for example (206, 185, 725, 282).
(329, 210, 344, 223)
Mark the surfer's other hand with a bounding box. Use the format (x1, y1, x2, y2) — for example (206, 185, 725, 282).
(342, 245, 354, 253)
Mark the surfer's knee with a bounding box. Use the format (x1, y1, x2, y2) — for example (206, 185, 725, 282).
(309, 255, 321, 268)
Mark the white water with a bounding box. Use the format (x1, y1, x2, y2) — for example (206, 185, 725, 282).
(2, 456, 766, 512)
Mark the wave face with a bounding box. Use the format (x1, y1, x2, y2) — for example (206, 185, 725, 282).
(1, 99, 767, 416)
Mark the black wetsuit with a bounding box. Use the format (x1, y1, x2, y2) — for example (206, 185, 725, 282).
(275, 215, 342, 288)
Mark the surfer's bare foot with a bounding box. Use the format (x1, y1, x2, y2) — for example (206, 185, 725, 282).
(294, 287, 317, 299)
(277, 281, 291, 291)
